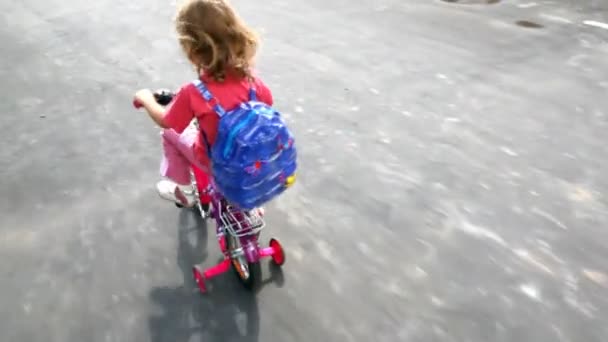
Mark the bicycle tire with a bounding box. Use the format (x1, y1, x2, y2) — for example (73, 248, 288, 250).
(227, 235, 262, 290)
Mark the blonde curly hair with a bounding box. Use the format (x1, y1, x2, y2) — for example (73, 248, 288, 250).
(175, 0, 258, 81)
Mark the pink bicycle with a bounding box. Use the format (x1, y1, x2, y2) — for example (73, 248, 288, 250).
(134, 90, 286, 293)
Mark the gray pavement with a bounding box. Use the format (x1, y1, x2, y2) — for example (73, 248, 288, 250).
(2, 0, 608, 341)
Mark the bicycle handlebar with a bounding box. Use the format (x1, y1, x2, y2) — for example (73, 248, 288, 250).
(132, 89, 175, 109)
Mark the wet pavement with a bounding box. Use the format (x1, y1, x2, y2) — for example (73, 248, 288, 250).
(1, 0, 608, 341)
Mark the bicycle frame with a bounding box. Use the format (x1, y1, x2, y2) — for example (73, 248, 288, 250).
(191, 165, 268, 263)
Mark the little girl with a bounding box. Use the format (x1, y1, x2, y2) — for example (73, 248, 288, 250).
(133, 0, 273, 207)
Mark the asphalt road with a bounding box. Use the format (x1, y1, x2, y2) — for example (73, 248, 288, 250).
(2, 0, 608, 341)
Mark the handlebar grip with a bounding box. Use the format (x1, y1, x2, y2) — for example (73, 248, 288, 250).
(133, 99, 143, 109)
(133, 89, 174, 109)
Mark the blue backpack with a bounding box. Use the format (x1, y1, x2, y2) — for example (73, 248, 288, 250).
(193, 79, 297, 210)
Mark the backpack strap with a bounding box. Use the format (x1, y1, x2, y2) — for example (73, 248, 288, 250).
(191, 79, 221, 158)
(192, 79, 226, 117)
(199, 125, 212, 158)
(248, 81, 257, 101)
(191, 78, 257, 157)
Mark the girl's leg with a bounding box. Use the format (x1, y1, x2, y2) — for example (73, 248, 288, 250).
(157, 125, 202, 206)
(159, 128, 197, 185)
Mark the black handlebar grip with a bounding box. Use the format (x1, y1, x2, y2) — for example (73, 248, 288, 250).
(153, 89, 175, 106)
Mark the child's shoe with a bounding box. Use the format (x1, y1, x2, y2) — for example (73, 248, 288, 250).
(156, 180, 196, 207)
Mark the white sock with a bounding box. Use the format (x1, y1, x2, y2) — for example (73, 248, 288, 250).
(177, 183, 194, 194)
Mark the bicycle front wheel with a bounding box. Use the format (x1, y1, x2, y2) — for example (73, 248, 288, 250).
(226, 235, 261, 290)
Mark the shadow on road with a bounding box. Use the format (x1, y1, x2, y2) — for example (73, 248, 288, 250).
(147, 208, 284, 342)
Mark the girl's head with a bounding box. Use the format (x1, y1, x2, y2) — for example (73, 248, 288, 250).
(175, 0, 258, 81)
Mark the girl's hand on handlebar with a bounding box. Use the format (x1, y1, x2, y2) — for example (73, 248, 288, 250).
(133, 89, 155, 109)
(133, 88, 168, 128)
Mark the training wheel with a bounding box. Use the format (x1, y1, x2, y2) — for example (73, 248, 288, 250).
(269, 238, 285, 266)
(192, 265, 207, 293)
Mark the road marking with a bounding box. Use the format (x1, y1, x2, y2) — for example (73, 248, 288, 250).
(500, 146, 518, 157)
(518, 2, 538, 8)
(583, 20, 608, 30)
(539, 13, 573, 24)
(532, 207, 568, 230)
(520, 283, 541, 301)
